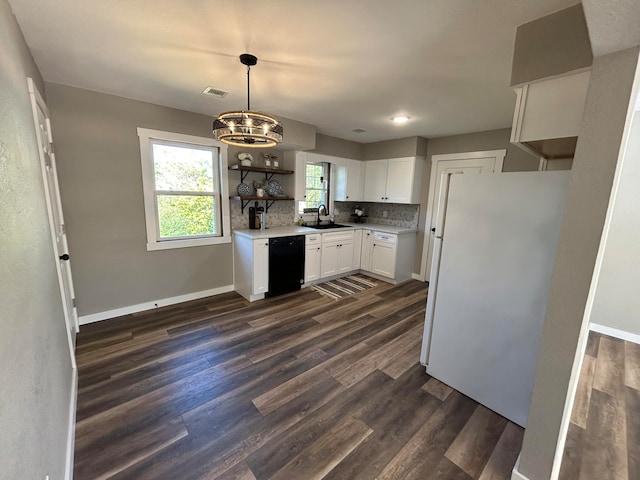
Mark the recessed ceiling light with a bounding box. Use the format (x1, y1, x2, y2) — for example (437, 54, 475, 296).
(392, 116, 409, 124)
(352, 128, 367, 133)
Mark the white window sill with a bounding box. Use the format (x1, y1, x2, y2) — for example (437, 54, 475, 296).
(146, 235, 231, 251)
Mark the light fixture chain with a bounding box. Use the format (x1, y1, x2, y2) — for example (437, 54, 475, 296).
(246, 64, 251, 111)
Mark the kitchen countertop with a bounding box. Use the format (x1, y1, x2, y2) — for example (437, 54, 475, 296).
(233, 222, 417, 239)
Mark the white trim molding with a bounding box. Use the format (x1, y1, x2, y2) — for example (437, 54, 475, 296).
(79, 285, 234, 325)
(419, 149, 506, 281)
(590, 323, 640, 344)
(511, 455, 531, 480)
(137, 127, 231, 251)
(64, 367, 78, 480)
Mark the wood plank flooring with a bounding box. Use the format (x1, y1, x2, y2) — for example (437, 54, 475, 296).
(74, 280, 523, 480)
(559, 331, 640, 480)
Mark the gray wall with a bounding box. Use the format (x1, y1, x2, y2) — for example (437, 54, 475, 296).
(519, 47, 640, 480)
(589, 112, 640, 335)
(0, 1, 74, 479)
(45, 83, 235, 317)
(363, 136, 427, 160)
(511, 3, 593, 86)
(313, 133, 364, 159)
(413, 128, 541, 273)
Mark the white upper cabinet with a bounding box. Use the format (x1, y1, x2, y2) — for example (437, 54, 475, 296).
(511, 69, 590, 159)
(364, 157, 423, 204)
(334, 158, 364, 202)
(345, 159, 364, 201)
(363, 160, 388, 202)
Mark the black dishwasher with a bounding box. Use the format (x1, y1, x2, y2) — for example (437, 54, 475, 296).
(266, 235, 305, 298)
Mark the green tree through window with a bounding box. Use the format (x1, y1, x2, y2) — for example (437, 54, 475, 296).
(152, 143, 219, 238)
(305, 162, 329, 209)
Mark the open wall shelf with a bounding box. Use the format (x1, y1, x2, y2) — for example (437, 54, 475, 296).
(229, 165, 295, 213)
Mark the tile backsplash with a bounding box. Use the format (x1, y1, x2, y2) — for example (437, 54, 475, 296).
(230, 199, 296, 230)
(231, 199, 420, 230)
(334, 201, 420, 229)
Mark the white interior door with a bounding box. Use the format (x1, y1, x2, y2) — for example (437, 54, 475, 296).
(420, 150, 506, 281)
(28, 79, 79, 351)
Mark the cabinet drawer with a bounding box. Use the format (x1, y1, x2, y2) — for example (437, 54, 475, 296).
(373, 232, 397, 244)
(322, 231, 354, 244)
(306, 234, 321, 245)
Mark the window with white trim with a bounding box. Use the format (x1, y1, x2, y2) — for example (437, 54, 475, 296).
(138, 128, 230, 251)
(298, 162, 330, 213)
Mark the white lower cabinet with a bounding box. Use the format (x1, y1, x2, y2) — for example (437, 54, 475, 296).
(321, 231, 355, 278)
(360, 229, 373, 272)
(371, 232, 397, 278)
(233, 233, 269, 301)
(253, 239, 269, 294)
(305, 234, 322, 283)
(361, 230, 416, 284)
(352, 229, 362, 270)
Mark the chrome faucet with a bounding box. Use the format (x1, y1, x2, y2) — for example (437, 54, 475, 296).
(317, 204, 327, 226)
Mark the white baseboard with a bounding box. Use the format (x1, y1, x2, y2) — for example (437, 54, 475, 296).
(510, 454, 531, 480)
(590, 322, 640, 344)
(78, 285, 235, 325)
(511, 469, 530, 480)
(64, 367, 78, 480)
(411, 272, 424, 281)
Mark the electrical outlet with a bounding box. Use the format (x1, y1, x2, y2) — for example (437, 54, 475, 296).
(45, 475, 49, 480)
(383, 210, 388, 218)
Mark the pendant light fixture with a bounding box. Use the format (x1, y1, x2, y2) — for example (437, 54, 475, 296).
(212, 53, 283, 148)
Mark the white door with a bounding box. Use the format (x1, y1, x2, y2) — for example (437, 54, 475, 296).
(337, 241, 354, 274)
(305, 244, 321, 283)
(420, 150, 506, 281)
(363, 160, 388, 202)
(346, 159, 364, 201)
(385, 157, 414, 203)
(360, 230, 372, 272)
(253, 240, 269, 294)
(321, 244, 338, 278)
(28, 78, 79, 350)
(371, 243, 396, 278)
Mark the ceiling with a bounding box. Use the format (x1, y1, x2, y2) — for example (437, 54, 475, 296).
(10, 0, 579, 144)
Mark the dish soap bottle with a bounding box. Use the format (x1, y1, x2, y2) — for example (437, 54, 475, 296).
(298, 215, 305, 226)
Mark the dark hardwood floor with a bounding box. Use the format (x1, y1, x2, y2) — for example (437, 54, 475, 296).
(74, 279, 523, 479)
(559, 331, 640, 480)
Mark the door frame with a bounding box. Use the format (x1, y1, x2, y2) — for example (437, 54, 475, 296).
(419, 150, 506, 281)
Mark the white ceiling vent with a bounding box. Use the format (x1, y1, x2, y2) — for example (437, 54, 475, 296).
(203, 87, 229, 98)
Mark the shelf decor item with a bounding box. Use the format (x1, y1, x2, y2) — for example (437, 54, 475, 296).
(238, 152, 253, 167)
(265, 179, 284, 197)
(237, 182, 250, 196)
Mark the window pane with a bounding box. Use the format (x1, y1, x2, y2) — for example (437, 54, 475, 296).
(153, 144, 214, 192)
(157, 194, 217, 238)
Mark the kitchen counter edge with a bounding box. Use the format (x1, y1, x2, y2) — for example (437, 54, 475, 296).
(233, 223, 417, 240)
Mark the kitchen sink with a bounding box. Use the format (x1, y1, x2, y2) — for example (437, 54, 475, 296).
(307, 223, 350, 229)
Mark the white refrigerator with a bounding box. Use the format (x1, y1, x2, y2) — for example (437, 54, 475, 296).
(420, 171, 569, 427)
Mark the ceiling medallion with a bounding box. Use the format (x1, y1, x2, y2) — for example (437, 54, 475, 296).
(212, 54, 283, 148)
